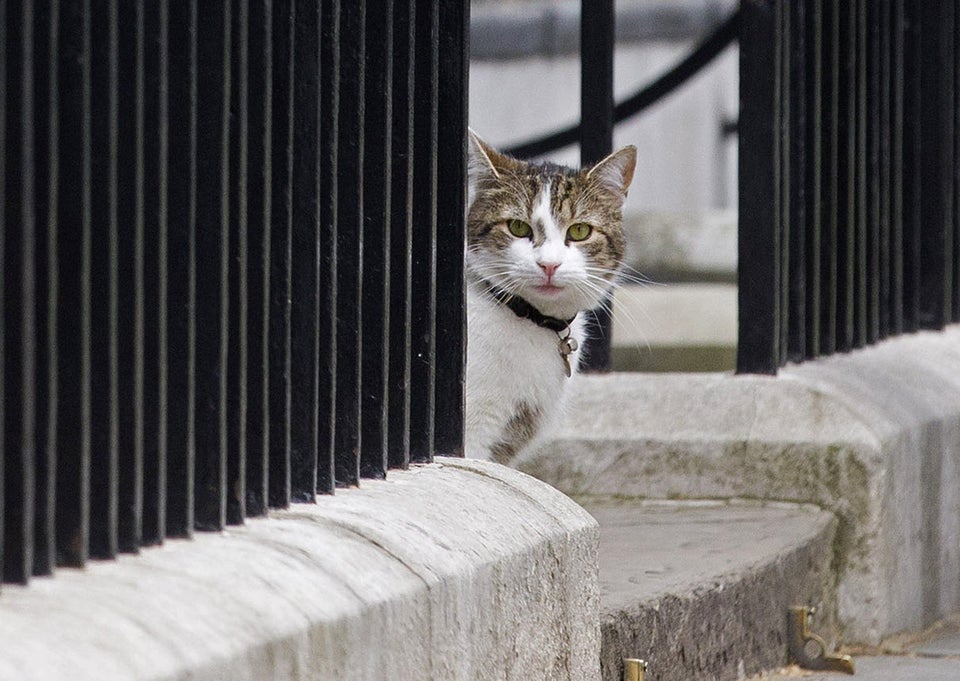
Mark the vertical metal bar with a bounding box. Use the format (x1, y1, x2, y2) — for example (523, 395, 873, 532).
(335, 0, 365, 482)
(853, 0, 868, 348)
(388, 0, 414, 470)
(289, 0, 320, 502)
(317, 0, 339, 494)
(141, 0, 166, 544)
(918, 0, 954, 328)
(818, 0, 839, 355)
(737, 0, 780, 374)
(267, 0, 292, 509)
(889, 0, 905, 335)
(408, 0, 436, 463)
(164, 0, 196, 538)
(901, 0, 922, 331)
(227, 0, 248, 524)
(865, 0, 881, 343)
(786, 0, 808, 363)
(53, 0, 90, 565)
(87, 0, 119, 559)
(955, 0, 960, 323)
(116, 0, 144, 552)
(877, 0, 893, 339)
(192, 0, 231, 532)
(776, 0, 789, 366)
(3, 0, 37, 582)
(244, 0, 270, 516)
(432, 0, 467, 457)
(360, 0, 393, 477)
(804, 0, 823, 358)
(579, 0, 615, 372)
(32, 0, 57, 575)
(835, 0, 856, 352)
(0, 0, 5, 581)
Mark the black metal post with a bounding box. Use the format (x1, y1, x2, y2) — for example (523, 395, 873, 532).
(317, 0, 339, 494)
(433, 0, 468, 457)
(388, 0, 415, 470)
(87, 0, 119, 558)
(408, 0, 437, 464)
(579, 0, 615, 372)
(141, 0, 167, 543)
(288, 0, 321, 502)
(737, 0, 780, 374)
(226, 0, 249, 525)
(243, 0, 271, 516)
(334, 0, 364, 484)
(360, 0, 393, 478)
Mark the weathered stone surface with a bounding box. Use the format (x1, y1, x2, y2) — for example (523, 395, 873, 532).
(583, 499, 837, 681)
(0, 458, 600, 681)
(518, 325, 960, 643)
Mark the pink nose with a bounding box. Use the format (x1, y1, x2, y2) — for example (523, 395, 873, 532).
(539, 262, 560, 280)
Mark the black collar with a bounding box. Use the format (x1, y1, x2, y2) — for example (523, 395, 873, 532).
(485, 283, 576, 333)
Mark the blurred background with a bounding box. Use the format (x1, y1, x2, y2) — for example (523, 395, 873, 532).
(469, 0, 739, 372)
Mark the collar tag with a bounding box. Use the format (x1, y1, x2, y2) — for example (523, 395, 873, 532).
(558, 329, 579, 377)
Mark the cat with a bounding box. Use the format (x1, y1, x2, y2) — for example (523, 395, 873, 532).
(464, 130, 636, 462)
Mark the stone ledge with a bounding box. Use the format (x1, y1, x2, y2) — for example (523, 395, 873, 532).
(583, 499, 837, 681)
(517, 325, 960, 644)
(0, 458, 600, 681)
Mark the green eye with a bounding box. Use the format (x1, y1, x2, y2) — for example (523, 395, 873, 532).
(567, 223, 592, 241)
(507, 219, 532, 238)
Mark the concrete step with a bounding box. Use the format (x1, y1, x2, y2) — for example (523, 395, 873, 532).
(580, 498, 839, 681)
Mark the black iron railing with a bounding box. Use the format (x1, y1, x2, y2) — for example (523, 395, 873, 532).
(738, 0, 960, 373)
(1, 0, 468, 585)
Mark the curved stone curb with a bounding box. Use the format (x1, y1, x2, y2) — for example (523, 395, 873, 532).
(0, 458, 599, 681)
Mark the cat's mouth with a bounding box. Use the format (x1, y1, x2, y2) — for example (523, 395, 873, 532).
(533, 284, 565, 295)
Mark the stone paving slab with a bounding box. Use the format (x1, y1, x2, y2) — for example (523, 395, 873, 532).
(580, 498, 838, 681)
(584, 499, 832, 610)
(759, 656, 960, 680)
(758, 615, 960, 680)
(907, 617, 960, 657)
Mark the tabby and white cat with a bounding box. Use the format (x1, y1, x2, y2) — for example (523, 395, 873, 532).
(464, 131, 636, 462)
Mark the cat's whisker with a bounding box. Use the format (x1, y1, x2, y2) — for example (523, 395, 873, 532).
(615, 264, 663, 288)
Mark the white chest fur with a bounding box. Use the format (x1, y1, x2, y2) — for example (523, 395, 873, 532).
(464, 281, 585, 460)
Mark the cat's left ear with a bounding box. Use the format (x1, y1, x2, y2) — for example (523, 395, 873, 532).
(586, 145, 637, 199)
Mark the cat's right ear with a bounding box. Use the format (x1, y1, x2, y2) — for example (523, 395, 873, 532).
(468, 129, 502, 182)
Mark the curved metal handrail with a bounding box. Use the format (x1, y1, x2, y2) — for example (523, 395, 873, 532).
(503, 7, 742, 159)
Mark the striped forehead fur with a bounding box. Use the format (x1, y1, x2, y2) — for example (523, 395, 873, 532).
(467, 158, 626, 270)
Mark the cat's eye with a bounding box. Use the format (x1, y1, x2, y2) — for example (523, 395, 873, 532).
(567, 223, 593, 242)
(507, 219, 532, 238)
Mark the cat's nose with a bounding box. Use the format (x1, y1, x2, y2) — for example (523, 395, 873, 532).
(538, 262, 561, 280)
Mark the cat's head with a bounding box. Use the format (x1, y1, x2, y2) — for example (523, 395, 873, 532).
(466, 130, 636, 320)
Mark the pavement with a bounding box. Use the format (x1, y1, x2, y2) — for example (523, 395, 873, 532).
(759, 616, 960, 681)
(757, 655, 960, 681)
(843, 657, 960, 680)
